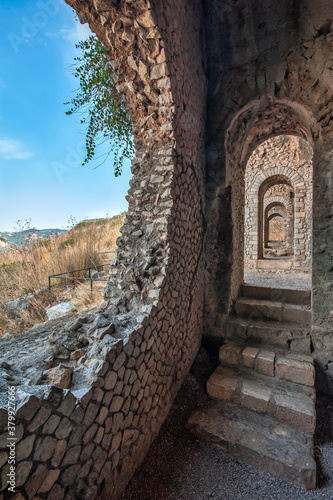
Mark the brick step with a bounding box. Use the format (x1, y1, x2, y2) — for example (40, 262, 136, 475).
(240, 284, 311, 306)
(235, 297, 311, 325)
(225, 317, 311, 351)
(187, 402, 316, 490)
(207, 365, 315, 433)
(219, 343, 315, 386)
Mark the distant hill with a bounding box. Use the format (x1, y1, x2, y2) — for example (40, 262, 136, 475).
(0, 228, 68, 247)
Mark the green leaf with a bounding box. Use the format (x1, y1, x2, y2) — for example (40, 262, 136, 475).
(65, 35, 134, 174)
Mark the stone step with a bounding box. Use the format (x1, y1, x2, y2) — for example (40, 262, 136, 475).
(235, 297, 311, 325)
(207, 366, 315, 434)
(225, 317, 311, 351)
(240, 284, 311, 306)
(219, 343, 315, 386)
(256, 259, 298, 270)
(187, 402, 316, 490)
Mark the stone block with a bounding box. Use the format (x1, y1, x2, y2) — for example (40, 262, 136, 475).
(276, 357, 314, 386)
(16, 395, 41, 422)
(110, 396, 124, 412)
(38, 469, 60, 494)
(59, 464, 80, 487)
(55, 418, 73, 439)
(48, 483, 64, 500)
(15, 461, 33, 488)
(43, 414, 61, 435)
(256, 350, 275, 377)
(46, 365, 73, 389)
(241, 381, 271, 413)
(207, 371, 239, 402)
(84, 403, 100, 427)
(104, 371, 117, 390)
(219, 344, 241, 365)
(51, 440, 67, 468)
(283, 306, 311, 325)
(57, 392, 76, 416)
(94, 427, 104, 444)
(81, 443, 95, 462)
(274, 393, 315, 433)
(27, 406, 51, 432)
(62, 445, 81, 466)
(83, 424, 98, 444)
(16, 434, 35, 461)
(25, 464, 48, 498)
(96, 406, 109, 425)
(34, 436, 56, 461)
(241, 347, 259, 368)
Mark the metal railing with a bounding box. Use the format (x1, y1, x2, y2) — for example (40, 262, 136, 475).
(48, 251, 115, 294)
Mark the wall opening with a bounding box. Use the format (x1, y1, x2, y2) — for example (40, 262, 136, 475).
(244, 135, 313, 277)
(259, 177, 294, 260)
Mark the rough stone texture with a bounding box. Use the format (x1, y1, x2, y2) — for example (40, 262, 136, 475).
(201, 283, 316, 489)
(204, 0, 333, 346)
(0, 0, 205, 499)
(1, 0, 333, 498)
(187, 403, 316, 491)
(244, 136, 313, 270)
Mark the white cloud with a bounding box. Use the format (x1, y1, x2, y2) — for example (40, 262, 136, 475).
(0, 138, 33, 160)
(45, 23, 91, 43)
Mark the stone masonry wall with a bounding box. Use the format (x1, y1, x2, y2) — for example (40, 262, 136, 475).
(244, 135, 313, 270)
(203, 0, 333, 345)
(0, 1, 206, 499)
(267, 214, 284, 242)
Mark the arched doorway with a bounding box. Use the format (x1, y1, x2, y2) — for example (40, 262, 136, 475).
(244, 135, 313, 275)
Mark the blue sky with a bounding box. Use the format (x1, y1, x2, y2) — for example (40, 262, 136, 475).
(0, 0, 131, 231)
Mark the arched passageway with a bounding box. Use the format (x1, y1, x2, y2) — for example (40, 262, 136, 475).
(244, 135, 313, 273)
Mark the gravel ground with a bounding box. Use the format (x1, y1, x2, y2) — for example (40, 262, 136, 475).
(123, 347, 333, 500)
(244, 270, 311, 290)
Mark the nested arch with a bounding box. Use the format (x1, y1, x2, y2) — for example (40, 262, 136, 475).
(267, 214, 285, 242)
(265, 202, 289, 248)
(243, 134, 312, 270)
(257, 174, 295, 260)
(222, 98, 317, 308)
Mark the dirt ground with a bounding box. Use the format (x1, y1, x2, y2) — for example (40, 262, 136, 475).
(123, 347, 333, 500)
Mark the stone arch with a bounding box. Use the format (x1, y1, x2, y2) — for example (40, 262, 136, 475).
(256, 173, 295, 261)
(267, 213, 284, 240)
(264, 196, 294, 253)
(244, 134, 312, 270)
(201, 0, 333, 384)
(224, 100, 315, 305)
(264, 202, 290, 252)
(264, 195, 293, 212)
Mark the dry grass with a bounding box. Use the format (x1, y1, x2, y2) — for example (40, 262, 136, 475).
(0, 214, 125, 336)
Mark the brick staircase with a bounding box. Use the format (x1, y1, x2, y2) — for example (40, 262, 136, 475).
(188, 284, 316, 489)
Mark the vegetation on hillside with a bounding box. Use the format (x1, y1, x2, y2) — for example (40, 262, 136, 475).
(0, 214, 125, 337)
(66, 35, 134, 175)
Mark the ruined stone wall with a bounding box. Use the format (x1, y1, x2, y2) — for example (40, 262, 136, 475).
(0, 0, 206, 498)
(244, 135, 312, 270)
